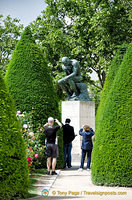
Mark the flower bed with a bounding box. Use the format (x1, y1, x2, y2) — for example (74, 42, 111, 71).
(17, 110, 46, 172)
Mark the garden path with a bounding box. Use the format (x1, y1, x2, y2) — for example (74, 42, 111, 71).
(25, 162, 132, 200)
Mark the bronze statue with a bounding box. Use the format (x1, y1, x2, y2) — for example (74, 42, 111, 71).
(58, 57, 91, 101)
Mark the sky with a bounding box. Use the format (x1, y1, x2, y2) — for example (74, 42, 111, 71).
(0, 0, 98, 81)
(0, 0, 47, 26)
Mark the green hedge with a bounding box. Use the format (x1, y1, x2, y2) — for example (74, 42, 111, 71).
(0, 73, 29, 200)
(5, 26, 59, 126)
(96, 44, 127, 130)
(91, 44, 132, 186)
(5, 26, 64, 168)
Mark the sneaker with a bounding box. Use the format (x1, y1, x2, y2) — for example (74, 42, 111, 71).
(51, 171, 57, 175)
(87, 168, 90, 171)
(78, 168, 83, 171)
(68, 166, 72, 168)
(46, 171, 50, 175)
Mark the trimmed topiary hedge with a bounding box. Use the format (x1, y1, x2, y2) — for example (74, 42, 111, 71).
(96, 44, 127, 130)
(5, 26, 59, 126)
(0, 73, 29, 200)
(5, 26, 64, 168)
(91, 44, 132, 186)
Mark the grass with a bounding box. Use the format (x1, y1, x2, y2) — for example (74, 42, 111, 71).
(27, 168, 47, 198)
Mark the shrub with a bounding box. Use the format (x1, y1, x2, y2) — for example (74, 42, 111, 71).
(18, 109, 64, 169)
(5, 26, 59, 126)
(5, 26, 64, 168)
(91, 44, 132, 186)
(96, 44, 128, 129)
(0, 73, 29, 200)
(17, 110, 46, 172)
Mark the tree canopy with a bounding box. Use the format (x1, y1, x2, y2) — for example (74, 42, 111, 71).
(0, 15, 23, 76)
(31, 0, 131, 89)
(0, 1, 131, 108)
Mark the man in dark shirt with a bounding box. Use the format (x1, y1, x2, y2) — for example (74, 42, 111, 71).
(44, 117, 62, 175)
(63, 118, 75, 168)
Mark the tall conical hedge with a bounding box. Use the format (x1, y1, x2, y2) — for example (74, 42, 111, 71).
(96, 44, 127, 130)
(5, 26, 64, 168)
(0, 73, 29, 200)
(5, 26, 59, 125)
(92, 44, 132, 186)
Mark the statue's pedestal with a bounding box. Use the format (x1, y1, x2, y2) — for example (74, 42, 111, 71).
(61, 101, 95, 164)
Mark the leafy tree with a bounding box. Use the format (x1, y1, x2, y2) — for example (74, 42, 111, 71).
(89, 81, 101, 113)
(0, 15, 23, 76)
(31, 0, 131, 90)
(0, 73, 29, 200)
(5, 26, 64, 168)
(91, 43, 132, 186)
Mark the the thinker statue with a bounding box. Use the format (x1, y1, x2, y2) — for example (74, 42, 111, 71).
(58, 57, 91, 101)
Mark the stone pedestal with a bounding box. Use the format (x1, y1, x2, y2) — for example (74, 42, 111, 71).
(61, 101, 95, 163)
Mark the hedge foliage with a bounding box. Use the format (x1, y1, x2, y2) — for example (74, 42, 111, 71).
(96, 44, 127, 130)
(92, 44, 132, 186)
(0, 73, 29, 200)
(5, 26, 59, 126)
(5, 26, 64, 168)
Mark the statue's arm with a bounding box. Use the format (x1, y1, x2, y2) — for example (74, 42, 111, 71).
(65, 65, 77, 79)
(62, 65, 66, 71)
(62, 65, 68, 75)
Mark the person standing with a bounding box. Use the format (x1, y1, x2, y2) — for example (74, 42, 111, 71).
(63, 118, 75, 168)
(44, 117, 62, 175)
(78, 125, 94, 171)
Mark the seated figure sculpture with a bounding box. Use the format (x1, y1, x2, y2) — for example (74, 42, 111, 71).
(58, 57, 91, 101)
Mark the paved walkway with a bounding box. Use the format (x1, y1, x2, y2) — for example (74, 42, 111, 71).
(26, 163, 132, 200)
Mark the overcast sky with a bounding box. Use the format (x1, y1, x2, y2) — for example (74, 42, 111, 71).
(0, 0, 47, 26)
(0, 0, 98, 80)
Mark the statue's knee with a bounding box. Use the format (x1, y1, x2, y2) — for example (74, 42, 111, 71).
(68, 79, 73, 84)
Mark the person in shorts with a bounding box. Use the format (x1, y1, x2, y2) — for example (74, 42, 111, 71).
(44, 117, 62, 175)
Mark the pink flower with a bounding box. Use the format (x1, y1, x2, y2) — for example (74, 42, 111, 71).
(29, 132, 34, 137)
(16, 111, 21, 116)
(32, 136, 36, 139)
(34, 154, 39, 158)
(28, 148, 33, 151)
(27, 156, 32, 163)
(32, 107, 34, 110)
